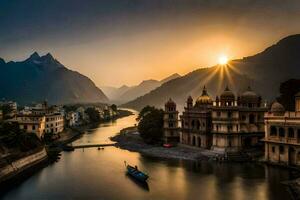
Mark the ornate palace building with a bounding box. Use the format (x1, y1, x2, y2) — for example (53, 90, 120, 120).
(264, 94, 300, 166)
(180, 87, 213, 148)
(163, 86, 268, 153)
(212, 86, 268, 152)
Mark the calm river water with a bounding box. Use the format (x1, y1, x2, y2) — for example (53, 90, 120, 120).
(1, 110, 296, 200)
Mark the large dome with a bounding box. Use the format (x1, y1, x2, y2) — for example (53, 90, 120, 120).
(195, 86, 213, 106)
(271, 101, 285, 114)
(220, 86, 235, 101)
(240, 86, 260, 103)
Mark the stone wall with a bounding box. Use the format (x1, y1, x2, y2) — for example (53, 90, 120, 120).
(0, 148, 48, 183)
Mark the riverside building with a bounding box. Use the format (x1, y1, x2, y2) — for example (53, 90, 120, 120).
(264, 94, 300, 166)
(163, 86, 268, 153)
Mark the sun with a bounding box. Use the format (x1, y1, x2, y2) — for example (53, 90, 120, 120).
(218, 55, 228, 65)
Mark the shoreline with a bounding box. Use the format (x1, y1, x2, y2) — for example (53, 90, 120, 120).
(0, 109, 134, 192)
(112, 126, 300, 199)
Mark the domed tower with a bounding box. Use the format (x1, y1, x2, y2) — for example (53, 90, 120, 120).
(195, 86, 213, 108)
(270, 101, 285, 116)
(163, 98, 179, 144)
(187, 96, 193, 109)
(240, 86, 261, 107)
(220, 86, 235, 106)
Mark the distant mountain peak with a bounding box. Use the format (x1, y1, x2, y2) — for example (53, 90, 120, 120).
(28, 52, 40, 61)
(40, 53, 55, 62)
(0, 58, 6, 65)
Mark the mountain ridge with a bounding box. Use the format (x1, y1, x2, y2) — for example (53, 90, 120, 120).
(0, 52, 109, 105)
(122, 34, 300, 111)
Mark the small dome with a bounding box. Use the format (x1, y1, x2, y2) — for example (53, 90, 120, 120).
(220, 86, 235, 100)
(271, 101, 285, 113)
(241, 86, 260, 103)
(165, 98, 176, 107)
(195, 86, 213, 106)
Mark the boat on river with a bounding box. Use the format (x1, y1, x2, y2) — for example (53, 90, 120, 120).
(125, 161, 149, 182)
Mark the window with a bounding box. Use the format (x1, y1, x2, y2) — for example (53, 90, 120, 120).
(272, 146, 275, 153)
(270, 126, 277, 136)
(242, 115, 246, 121)
(169, 114, 174, 119)
(279, 146, 284, 154)
(228, 111, 232, 118)
(24, 125, 27, 130)
(217, 111, 221, 117)
(279, 128, 285, 137)
(32, 125, 36, 130)
(288, 128, 295, 138)
(197, 121, 200, 130)
(227, 125, 233, 132)
(249, 114, 255, 124)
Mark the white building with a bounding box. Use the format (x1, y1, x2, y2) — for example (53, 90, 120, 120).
(67, 111, 80, 127)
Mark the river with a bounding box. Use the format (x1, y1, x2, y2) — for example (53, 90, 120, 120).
(1, 110, 296, 200)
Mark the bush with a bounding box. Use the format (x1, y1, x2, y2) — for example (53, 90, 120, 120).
(85, 107, 101, 122)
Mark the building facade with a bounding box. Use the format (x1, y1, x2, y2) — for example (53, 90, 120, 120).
(16, 114, 46, 138)
(211, 86, 267, 152)
(163, 86, 267, 152)
(264, 95, 300, 166)
(163, 99, 180, 144)
(180, 87, 213, 148)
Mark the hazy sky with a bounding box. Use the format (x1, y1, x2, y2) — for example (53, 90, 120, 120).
(1, 0, 300, 87)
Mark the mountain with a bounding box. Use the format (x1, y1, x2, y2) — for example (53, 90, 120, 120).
(123, 34, 300, 111)
(101, 73, 181, 103)
(100, 85, 130, 102)
(0, 52, 109, 105)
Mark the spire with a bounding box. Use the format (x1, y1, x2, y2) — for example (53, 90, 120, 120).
(225, 85, 230, 91)
(201, 85, 208, 96)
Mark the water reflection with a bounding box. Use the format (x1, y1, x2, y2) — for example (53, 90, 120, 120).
(1, 110, 296, 200)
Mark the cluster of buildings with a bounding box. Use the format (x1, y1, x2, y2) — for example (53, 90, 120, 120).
(0, 101, 118, 139)
(163, 86, 300, 166)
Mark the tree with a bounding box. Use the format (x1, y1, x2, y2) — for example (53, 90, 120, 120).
(137, 107, 164, 144)
(277, 79, 300, 111)
(85, 107, 100, 122)
(136, 105, 156, 121)
(0, 104, 13, 119)
(110, 104, 117, 112)
(0, 122, 42, 151)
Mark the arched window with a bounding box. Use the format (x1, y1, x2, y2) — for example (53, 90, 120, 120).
(191, 120, 195, 129)
(249, 114, 255, 124)
(279, 145, 284, 154)
(288, 128, 295, 138)
(279, 127, 285, 137)
(270, 126, 277, 136)
(197, 121, 200, 130)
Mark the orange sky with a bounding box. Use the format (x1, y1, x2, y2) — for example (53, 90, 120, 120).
(1, 0, 300, 87)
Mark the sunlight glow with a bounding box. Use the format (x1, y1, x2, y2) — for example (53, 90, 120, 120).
(218, 55, 228, 65)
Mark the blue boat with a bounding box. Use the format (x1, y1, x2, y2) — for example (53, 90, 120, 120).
(125, 162, 149, 182)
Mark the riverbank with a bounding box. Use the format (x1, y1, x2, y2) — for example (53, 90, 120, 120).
(0, 147, 48, 191)
(112, 127, 212, 161)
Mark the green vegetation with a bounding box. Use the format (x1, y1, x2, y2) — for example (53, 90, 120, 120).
(110, 104, 117, 112)
(137, 106, 164, 144)
(85, 107, 101, 123)
(136, 106, 156, 121)
(277, 79, 300, 111)
(0, 122, 42, 151)
(0, 104, 13, 119)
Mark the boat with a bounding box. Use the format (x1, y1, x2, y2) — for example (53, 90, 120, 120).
(124, 161, 149, 182)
